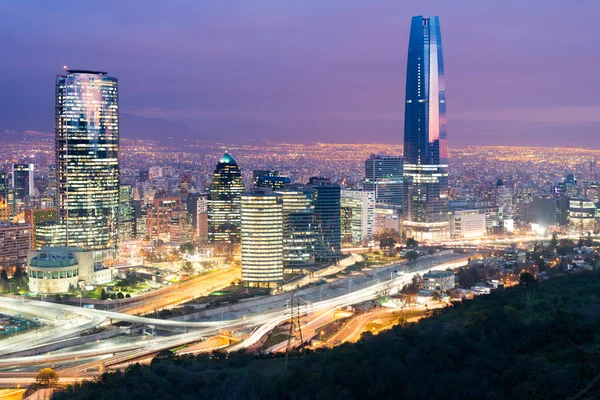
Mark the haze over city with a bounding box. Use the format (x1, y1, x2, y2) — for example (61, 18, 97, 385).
(2, 0, 599, 146)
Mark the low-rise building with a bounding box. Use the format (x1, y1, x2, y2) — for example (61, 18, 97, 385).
(27, 246, 113, 294)
(422, 270, 455, 291)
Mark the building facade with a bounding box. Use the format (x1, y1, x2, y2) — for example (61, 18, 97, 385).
(11, 163, 35, 201)
(278, 185, 316, 271)
(118, 185, 136, 241)
(241, 193, 284, 288)
(54, 70, 120, 251)
(422, 270, 455, 292)
(311, 183, 341, 262)
(341, 190, 376, 244)
(364, 155, 403, 205)
(208, 153, 245, 243)
(0, 222, 32, 268)
(449, 209, 487, 238)
(402, 16, 449, 241)
(27, 246, 112, 294)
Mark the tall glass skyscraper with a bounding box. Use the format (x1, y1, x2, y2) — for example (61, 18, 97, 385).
(403, 16, 449, 240)
(55, 70, 120, 250)
(208, 153, 245, 243)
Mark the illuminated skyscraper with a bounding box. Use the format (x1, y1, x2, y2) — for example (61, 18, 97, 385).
(11, 163, 35, 200)
(364, 155, 403, 205)
(208, 153, 245, 243)
(241, 192, 283, 287)
(403, 16, 449, 240)
(278, 185, 316, 272)
(309, 180, 341, 262)
(52, 70, 120, 251)
(118, 185, 136, 241)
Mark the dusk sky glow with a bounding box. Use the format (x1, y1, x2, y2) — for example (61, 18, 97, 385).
(1, 0, 599, 146)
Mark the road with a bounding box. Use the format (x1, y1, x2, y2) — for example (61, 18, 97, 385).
(0, 251, 475, 386)
(114, 267, 240, 315)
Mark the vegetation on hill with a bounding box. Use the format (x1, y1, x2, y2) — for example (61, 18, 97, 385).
(53, 270, 600, 400)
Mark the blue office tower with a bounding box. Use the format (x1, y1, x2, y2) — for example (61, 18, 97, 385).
(403, 16, 449, 241)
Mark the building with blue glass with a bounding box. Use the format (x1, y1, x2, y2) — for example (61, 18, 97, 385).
(402, 16, 449, 240)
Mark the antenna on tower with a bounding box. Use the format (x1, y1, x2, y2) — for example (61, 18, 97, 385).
(284, 291, 306, 370)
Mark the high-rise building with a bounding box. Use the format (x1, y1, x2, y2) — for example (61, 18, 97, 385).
(364, 155, 403, 205)
(310, 181, 341, 262)
(187, 192, 209, 241)
(11, 163, 35, 200)
(253, 170, 290, 190)
(402, 16, 449, 241)
(278, 185, 316, 272)
(241, 192, 284, 288)
(0, 171, 12, 221)
(118, 185, 136, 241)
(0, 222, 32, 268)
(53, 69, 120, 251)
(341, 190, 376, 244)
(208, 153, 245, 243)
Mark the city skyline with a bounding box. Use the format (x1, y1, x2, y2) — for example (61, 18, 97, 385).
(1, 0, 599, 146)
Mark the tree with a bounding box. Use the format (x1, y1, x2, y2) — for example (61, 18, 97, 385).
(110, 293, 117, 300)
(586, 232, 593, 247)
(13, 265, 23, 281)
(179, 242, 194, 254)
(117, 291, 125, 299)
(519, 272, 537, 301)
(379, 237, 396, 249)
(181, 261, 195, 276)
(406, 238, 419, 248)
(125, 293, 131, 298)
(549, 233, 558, 250)
(405, 250, 419, 263)
(100, 289, 108, 300)
(0, 269, 8, 282)
(35, 368, 59, 388)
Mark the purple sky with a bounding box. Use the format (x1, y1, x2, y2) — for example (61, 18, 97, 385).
(1, 0, 599, 146)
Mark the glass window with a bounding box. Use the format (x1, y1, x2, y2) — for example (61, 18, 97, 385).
(67, 270, 73, 278)
(52, 272, 58, 279)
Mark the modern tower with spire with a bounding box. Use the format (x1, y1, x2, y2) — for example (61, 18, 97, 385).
(402, 16, 449, 241)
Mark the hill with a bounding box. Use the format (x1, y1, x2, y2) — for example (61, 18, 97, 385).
(53, 271, 600, 400)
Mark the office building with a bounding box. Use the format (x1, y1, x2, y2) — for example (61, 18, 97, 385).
(24, 208, 57, 250)
(241, 193, 284, 288)
(402, 16, 449, 241)
(118, 185, 136, 241)
(278, 185, 316, 272)
(569, 199, 596, 233)
(253, 170, 290, 190)
(11, 163, 35, 200)
(0, 222, 32, 268)
(54, 69, 120, 251)
(208, 153, 245, 243)
(449, 209, 487, 238)
(310, 181, 341, 262)
(364, 155, 403, 205)
(187, 192, 209, 241)
(341, 190, 375, 244)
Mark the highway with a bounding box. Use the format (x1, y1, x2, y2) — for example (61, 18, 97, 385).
(0, 251, 475, 386)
